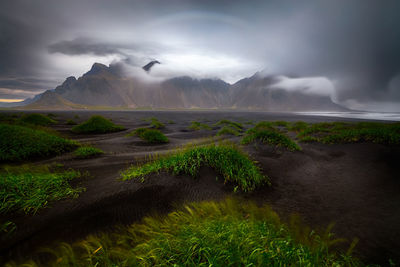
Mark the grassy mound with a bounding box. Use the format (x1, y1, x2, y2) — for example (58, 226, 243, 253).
(216, 125, 241, 136)
(287, 121, 308, 132)
(74, 146, 104, 158)
(144, 117, 165, 129)
(19, 113, 56, 126)
(127, 128, 169, 144)
(214, 119, 243, 131)
(241, 122, 301, 151)
(72, 115, 124, 134)
(0, 124, 78, 162)
(66, 119, 77, 125)
(7, 199, 360, 266)
(295, 121, 400, 145)
(0, 164, 84, 214)
(188, 121, 211, 130)
(122, 143, 268, 192)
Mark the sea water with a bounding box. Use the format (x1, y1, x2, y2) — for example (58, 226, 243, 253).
(295, 111, 400, 121)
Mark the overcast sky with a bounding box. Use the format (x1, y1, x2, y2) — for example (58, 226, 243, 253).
(0, 0, 399, 111)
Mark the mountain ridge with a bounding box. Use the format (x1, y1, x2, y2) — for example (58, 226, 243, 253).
(13, 62, 347, 111)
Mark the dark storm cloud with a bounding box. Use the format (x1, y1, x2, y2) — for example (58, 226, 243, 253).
(0, 0, 399, 110)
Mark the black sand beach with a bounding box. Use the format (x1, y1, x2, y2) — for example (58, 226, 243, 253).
(1, 110, 399, 265)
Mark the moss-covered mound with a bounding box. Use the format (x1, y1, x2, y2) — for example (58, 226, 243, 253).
(0, 124, 78, 162)
(122, 143, 267, 192)
(128, 128, 169, 144)
(74, 146, 104, 158)
(19, 113, 56, 126)
(72, 115, 125, 134)
(241, 122, 301, 151)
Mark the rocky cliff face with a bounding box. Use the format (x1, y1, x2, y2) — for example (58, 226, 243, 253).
(25, 62, 347, 111)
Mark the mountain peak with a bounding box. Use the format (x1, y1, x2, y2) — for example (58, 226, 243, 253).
(63, 76, 77, 85)
(86, 63, 110, 75)
(142, 60, 160, 72)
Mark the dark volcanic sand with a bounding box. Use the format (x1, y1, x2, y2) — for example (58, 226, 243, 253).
(1, 110, 399, 266)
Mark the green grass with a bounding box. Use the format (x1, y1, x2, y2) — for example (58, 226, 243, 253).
(19, 113, 56, 126)
(72, 115, 125, 134)
(0, 124, 78, 162)
(241, 122, 301, 151)
(47, 113, 57, 118)
(6, 198, 361, 266)
(127, 128, 169, 144)
(214, 119, 243, 131)
(216, 125, 241, 136)
(74, 146, 104, 159)
(144, 117, 165, 129)
(287, 121, 308, 132)
(0, 113, 18, 124)
(295, 121, 400, 145)
(167, 120, 175, 124)
(188, 121, 212, 130)
(0, 164, 84, 214)
(122, 143, 268, 192)
(321, 127, 400, 144)
(66, 119, 77, 125)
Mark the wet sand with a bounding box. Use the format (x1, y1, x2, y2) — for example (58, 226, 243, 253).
(1, 110, 399, 265)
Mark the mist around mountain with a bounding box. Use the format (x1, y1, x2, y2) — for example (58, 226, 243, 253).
(13, 62, 347, 111)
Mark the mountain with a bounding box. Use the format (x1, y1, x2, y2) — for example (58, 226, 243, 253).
(23, 91, 85, 110)
(18, 62, 347, 111)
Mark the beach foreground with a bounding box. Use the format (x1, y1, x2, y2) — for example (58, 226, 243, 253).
(1, 110, 399, 266)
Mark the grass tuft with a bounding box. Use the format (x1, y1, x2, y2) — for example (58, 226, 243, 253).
(74, 146, 104, 158)
(242, 122, 301, 151)
(216, 125, 241, 136)
(287, 121, 308, 132)
(188, 121, 212, 131)
(127, 128, 169, 144)
(295, 121, 400, 145)
(144, 117, 165, 129)
(72, 115, 125, 134)
(6, 198, 361, 266)
(0, 164, 84, 214)
(214, 119, 243, 131)
(66, 119, 77, 125)
(0, 124, 78, 162)
(122, 143, 268, 192)
(19, 113, 56, 126)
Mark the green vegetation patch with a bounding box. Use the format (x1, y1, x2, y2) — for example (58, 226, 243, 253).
(127, 128, 169, 144)
(144, 117, 165, 129)
(295, 121, 400, 145)
(214, 119, 243, 131)
(8, 199, 360, 266)
(74, 146, 104, 159)
(242, 122, 301, 151)
(188, 121, 212, 131)
(66, 119, 77, 125)
(122, 143, 268, 192)
(0, 164, 84, 214)
(287, 121, 308, 132)
(72, 115, 125, 134)
(0, 124, 78, 162)
(19, 113, 56, 126)
(216, 125, 241, 136)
